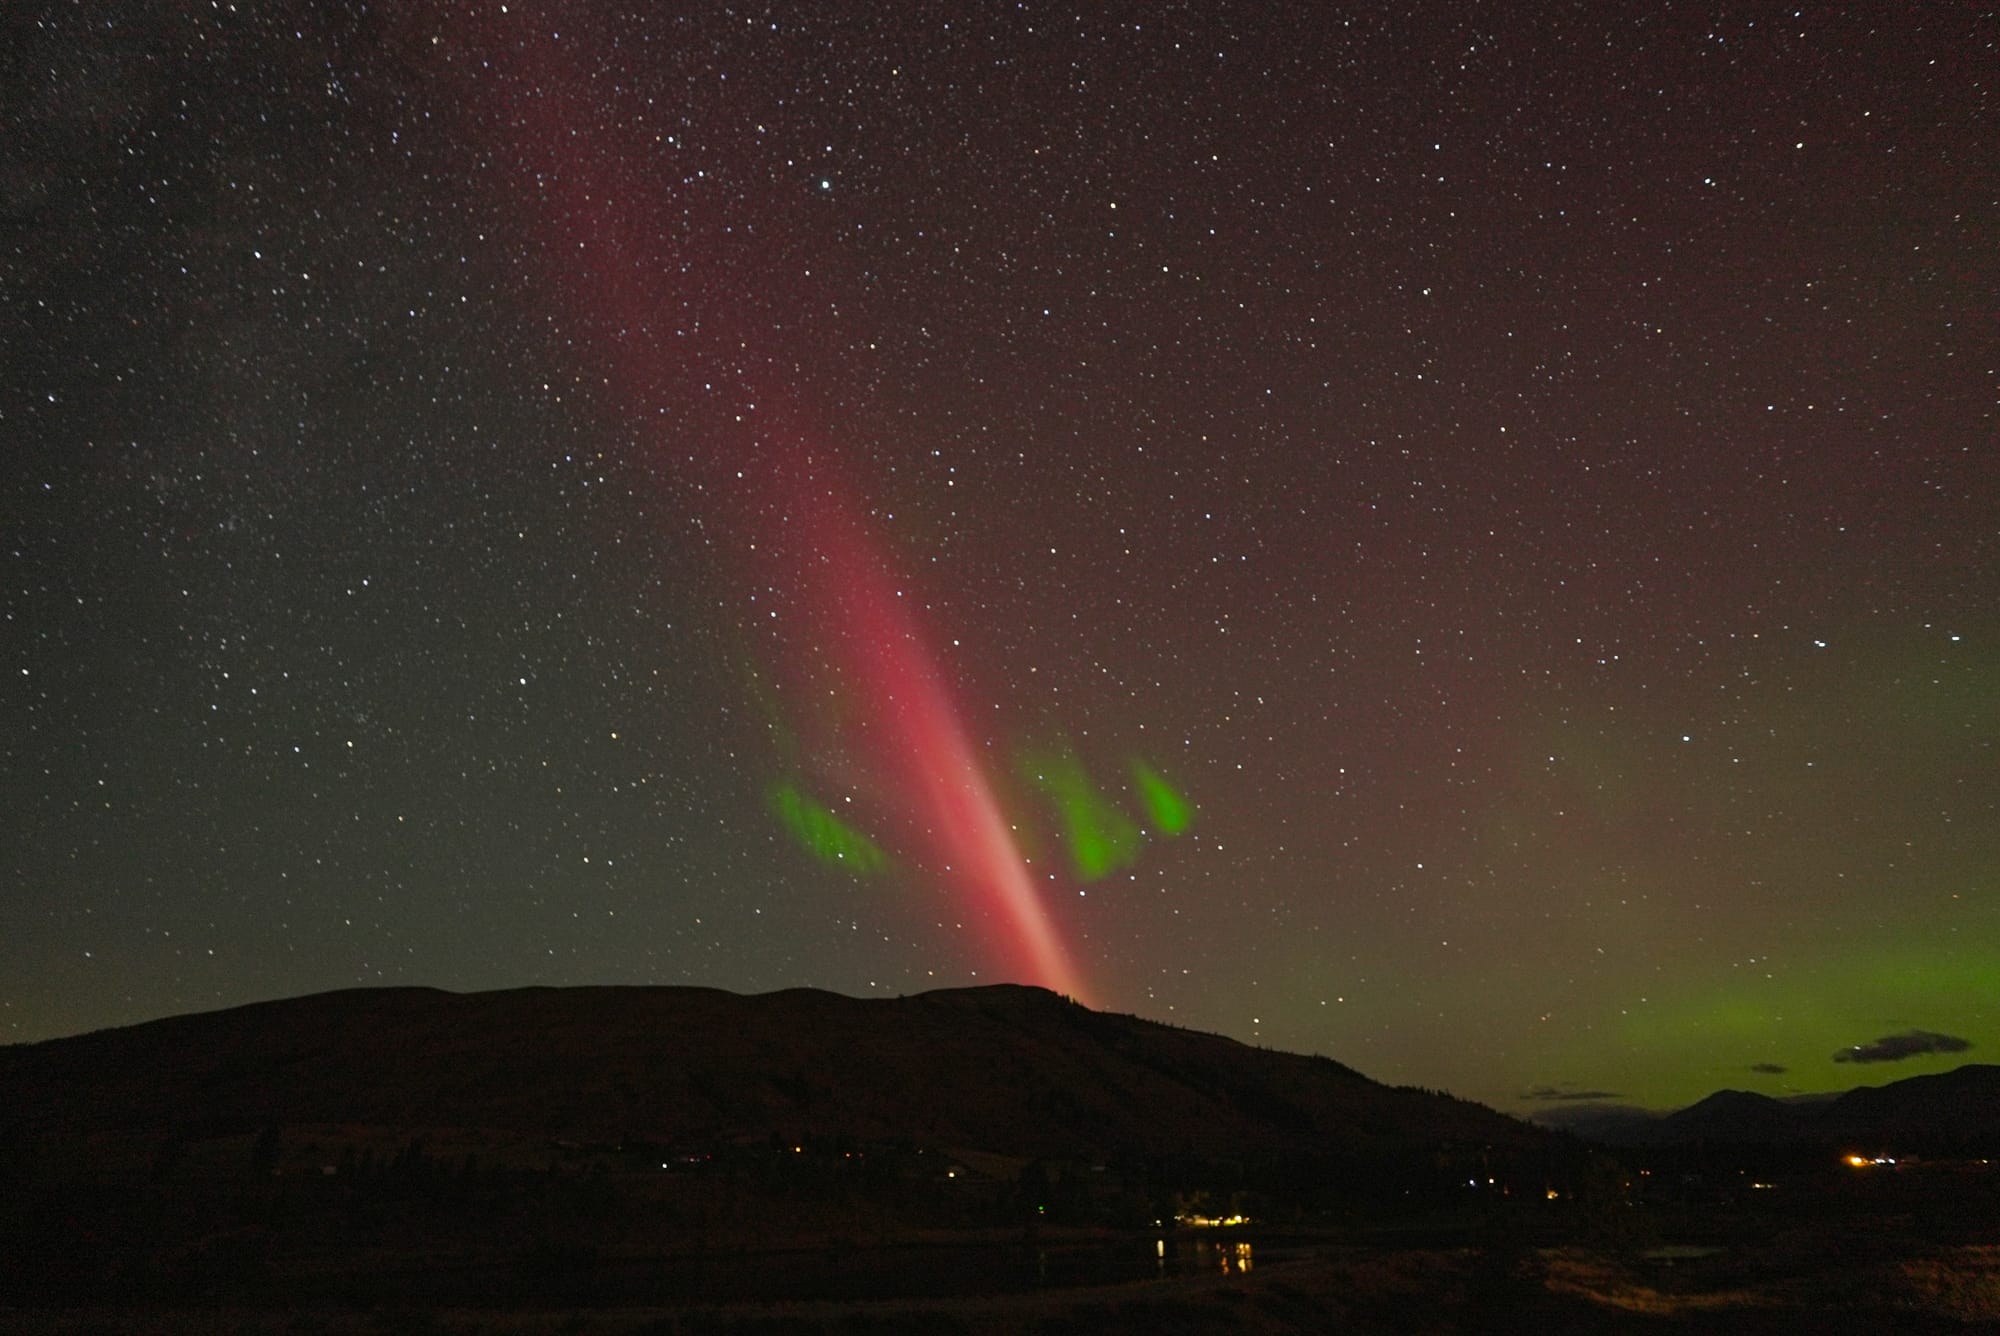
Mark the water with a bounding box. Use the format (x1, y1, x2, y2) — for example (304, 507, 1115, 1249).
(575, 1234, 1261, 1304)
(304, 1232, 1273, 1306)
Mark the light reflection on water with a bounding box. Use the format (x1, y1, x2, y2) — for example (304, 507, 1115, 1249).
(540, 1232, 1280, 1304)
(1155, 1236, 1254, 1276)
(629, 1234, 1264, 1303)
(1017, 1235, 1257, 1289)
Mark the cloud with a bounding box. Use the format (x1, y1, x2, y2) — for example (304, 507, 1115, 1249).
(1520, 1084, 1625, 1102)
(1831, 1030, 1972, 1065)
(1748, 1062, 1787, 1075)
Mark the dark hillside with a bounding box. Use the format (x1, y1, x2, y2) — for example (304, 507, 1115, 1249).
(0, 983, 1533, 1158)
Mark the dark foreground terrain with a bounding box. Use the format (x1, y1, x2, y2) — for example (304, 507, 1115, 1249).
(2, 985, 1995, 1331)
(4, 1228, 1998, 1335)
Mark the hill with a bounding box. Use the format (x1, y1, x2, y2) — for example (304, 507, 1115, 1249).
(0, 984, 1602, 1312)
(8, 988, 1995, 1327)
(1538, 1064, 2000, 1152)
(0, 982, 1534, 1159)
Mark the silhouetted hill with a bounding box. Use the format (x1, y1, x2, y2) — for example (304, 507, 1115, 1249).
(1540, 1064, 2000, 1152)
(1659, 1088, 1797, 1143)
(1819, 1064, 2000, 1149)
(0, 983, 1536, 1159)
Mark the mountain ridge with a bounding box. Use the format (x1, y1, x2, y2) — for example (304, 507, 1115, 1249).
(0, 982, 1538, 1160)
(1535, 1063, 2000, 1150)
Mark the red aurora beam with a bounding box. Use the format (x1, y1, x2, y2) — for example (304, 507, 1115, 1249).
(777, 472, 1092, 1004)
(449, 14, 1092, 1003)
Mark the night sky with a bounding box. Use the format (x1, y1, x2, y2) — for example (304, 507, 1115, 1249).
(6, 2, 1995, 1114)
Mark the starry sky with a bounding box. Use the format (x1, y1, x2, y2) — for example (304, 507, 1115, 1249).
(6, 2, 1995, 1114)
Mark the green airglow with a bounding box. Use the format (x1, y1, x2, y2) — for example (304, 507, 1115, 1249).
(769, 782, 888, 874)
(1131, 760, 1193, 835)
(1586, 937, 2000, 1107)
(1017, 744, 1143, 881)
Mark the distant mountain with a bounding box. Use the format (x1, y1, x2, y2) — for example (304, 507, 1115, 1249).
(1538, 1065, 2000, 1151)
(1660, 1088, 1801, 1143)
(0, 983, 1539, 1160)
(1818, 1064, 2000, 1149)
